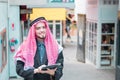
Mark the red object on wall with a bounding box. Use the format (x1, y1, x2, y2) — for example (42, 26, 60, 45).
(11, 46, 15, 52)
(11, 38, 15, 42)
(21, 14, 26, 21)
(12, 23, 14, 30)
(20, 5, 27, 21)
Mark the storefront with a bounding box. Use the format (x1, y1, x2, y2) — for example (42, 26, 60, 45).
(85, 0, 118, 69)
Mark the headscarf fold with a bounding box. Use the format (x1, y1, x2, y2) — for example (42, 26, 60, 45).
(14, 18, 59, 69)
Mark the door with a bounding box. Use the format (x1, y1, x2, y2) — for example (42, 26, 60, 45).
(48, 20, 63, 45)
(76, 14, 86, 63)
(116, 19, 120, 80)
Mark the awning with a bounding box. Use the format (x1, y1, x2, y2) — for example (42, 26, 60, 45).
(30, 8, 66, 21)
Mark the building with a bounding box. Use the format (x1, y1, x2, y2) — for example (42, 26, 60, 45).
(75, 0, 119, 69)
(0, 0, 75, 79)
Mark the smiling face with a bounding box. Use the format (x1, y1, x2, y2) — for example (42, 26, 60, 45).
(35, 22, 46, 41)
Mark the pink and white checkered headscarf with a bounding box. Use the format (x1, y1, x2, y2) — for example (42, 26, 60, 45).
(14, 18, 59, 70)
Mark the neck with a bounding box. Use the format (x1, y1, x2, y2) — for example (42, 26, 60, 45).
(36, 37, 44, 42)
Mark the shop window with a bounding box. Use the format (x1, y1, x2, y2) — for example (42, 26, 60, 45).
(86, 21, 97, 65)
(101, 23, 115, 66)
(49, 24, 53, 33)
(103, 0, 118, 5)
(48, 20, 62, 45)
(56, 24, 60, 39)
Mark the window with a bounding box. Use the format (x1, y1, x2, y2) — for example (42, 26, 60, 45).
(56, 24, 60, 39)
(48, 20, 62, 45)
(49, 24, 53, 33)
(101, 23, 115, 66)
(86, 21, 97, 65)
(103, 0, 118, 5)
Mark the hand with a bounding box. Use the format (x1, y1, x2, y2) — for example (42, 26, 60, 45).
(34, 64, 46, 74)
(34, 68, 39, 74)
(45, 68, 57, 76)
(38, 65, 46, 70)
(35, 65, 46, 74)
(35, 65, 57, 75)
(38, 67, 57, 75)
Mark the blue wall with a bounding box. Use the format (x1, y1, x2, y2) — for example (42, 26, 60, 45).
(8, 5, 21, 77)
(0, 2, 9, 80)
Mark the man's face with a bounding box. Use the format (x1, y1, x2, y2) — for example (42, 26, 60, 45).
(35, 22, 46, 39)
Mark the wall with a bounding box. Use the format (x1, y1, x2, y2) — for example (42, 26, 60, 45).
(99, 5, 118, 21)
(86, 0, 98, 21)
(8, 5, 21, 77)
(74, 0, 87, 21)
(0, 2, 9, 80)
(75, 0, 86, 14)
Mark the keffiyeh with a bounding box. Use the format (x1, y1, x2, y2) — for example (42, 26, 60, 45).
(14, 17, 61, 69)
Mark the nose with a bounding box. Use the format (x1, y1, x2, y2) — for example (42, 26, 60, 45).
(40, 27, 44, 31)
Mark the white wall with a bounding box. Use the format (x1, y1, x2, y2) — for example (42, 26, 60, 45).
(74, 0, 87, 21)
(75, 0, 86, 14)
(86, 0, 98, 20)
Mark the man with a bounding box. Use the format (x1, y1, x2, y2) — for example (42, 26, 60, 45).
(66, 14, 72, 39)
(14, 17, 64, 80)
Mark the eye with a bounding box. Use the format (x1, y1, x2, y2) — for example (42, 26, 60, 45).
(43, 26, 46, 29)
(36, 27, 40, 30)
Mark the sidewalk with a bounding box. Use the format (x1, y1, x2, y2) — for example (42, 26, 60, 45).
(61, 35, 115, 80)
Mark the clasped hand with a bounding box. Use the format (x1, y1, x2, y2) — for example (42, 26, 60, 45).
(34, 65, 57, 76)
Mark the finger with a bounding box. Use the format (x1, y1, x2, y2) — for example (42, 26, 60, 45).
(53, 68, 57, 71)
(41, 65, 46, 68)
(47, 68, 51, 70)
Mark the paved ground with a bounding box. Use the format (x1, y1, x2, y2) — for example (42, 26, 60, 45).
(61, 35, 115, 80)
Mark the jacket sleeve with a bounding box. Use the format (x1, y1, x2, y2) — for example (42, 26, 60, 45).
(16, 60, 34, 79)
(54, 51, 64, 80)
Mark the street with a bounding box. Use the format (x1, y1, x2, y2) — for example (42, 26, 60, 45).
(61, 35, 115, 80)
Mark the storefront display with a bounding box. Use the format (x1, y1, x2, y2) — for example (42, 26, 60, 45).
(101, 23, 115, 67)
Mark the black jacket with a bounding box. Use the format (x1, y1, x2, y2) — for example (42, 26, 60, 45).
(16, 50, 64, 80)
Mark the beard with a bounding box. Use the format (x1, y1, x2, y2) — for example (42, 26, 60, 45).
(37, 35, 46, 39)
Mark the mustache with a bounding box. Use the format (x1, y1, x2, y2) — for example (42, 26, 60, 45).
(37, 36, 46, 39)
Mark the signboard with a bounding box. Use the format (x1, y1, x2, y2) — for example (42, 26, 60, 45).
(88, 0, 97, 6)
(9, 0, 47, 5)
(20, 8, 32, 14)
